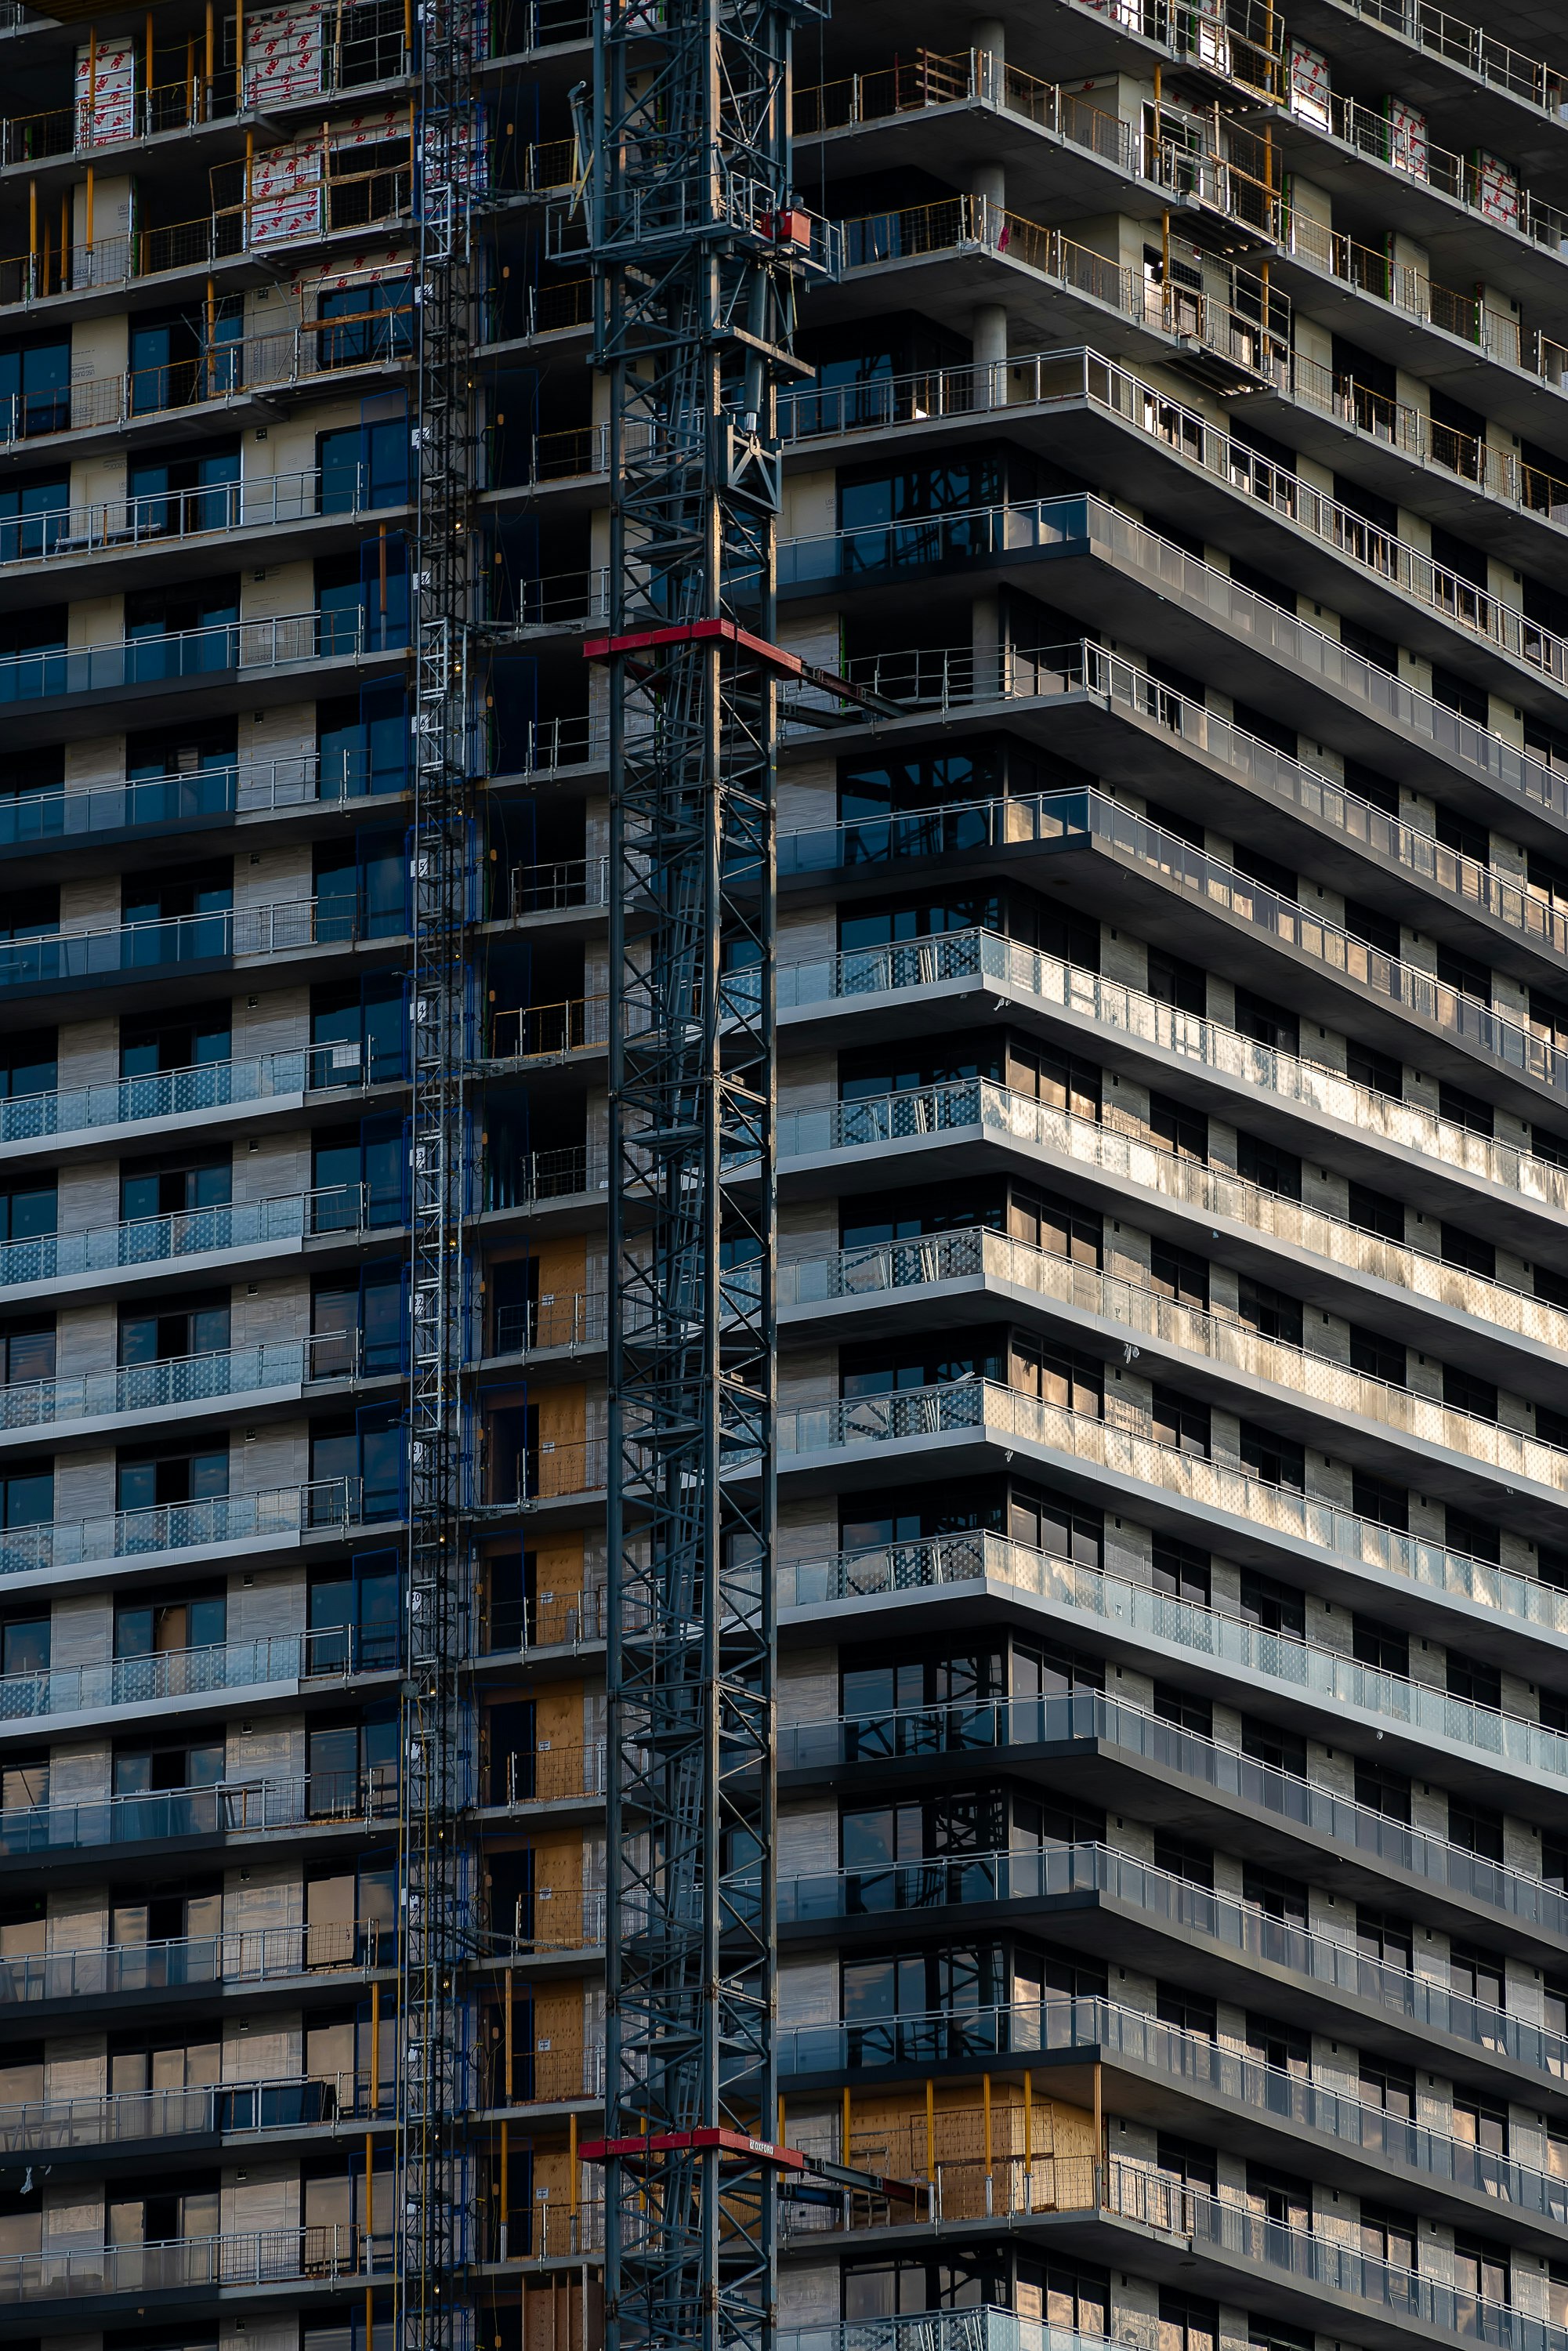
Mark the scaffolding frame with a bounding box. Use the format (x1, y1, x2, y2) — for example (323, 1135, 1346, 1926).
(587, 2, 822, 2346)
(401, 0, 479, 2337)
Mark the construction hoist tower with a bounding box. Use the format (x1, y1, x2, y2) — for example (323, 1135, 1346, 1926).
(403, 0, 480, 2340)
(582, 2, 827, 2346)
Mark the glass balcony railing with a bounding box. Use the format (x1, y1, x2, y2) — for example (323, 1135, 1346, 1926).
(0, 897, 402, 993)
(0, 2223, 367, 2303)
(0, 1915, 386, 2008)
(778, 1993, 1568, 2219)
(0, 1045, 393, 1147)
(780, 926, 1568, 1232)
(0, 752, 396, 849)
(0, 607, 403, 707)
(782, 2157, 1556, 2351)
(775, 1360, 1568, 1657)
(0, 307, 414, 451)
(780, 1221, 1568, 1504)
(777, 1854, 1568, 2082)
(0, 2067, 376, 2153)
(0, 1476, 368, 1581)
(798, 788, 1568, 1096)
(782, 485, 1568, 699)
(0, 1332, 356, 1436)
(780, 1685, 1568, 1936)
(0, 1622, 397, 1727)
(779, 931, 1568, 1351)
(0, 1766, 395, 1857)
(0, 1185, 366, 1293)
(832, 190, 1289, 383)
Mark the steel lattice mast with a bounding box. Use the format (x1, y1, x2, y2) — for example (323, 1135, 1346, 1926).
(586, 3, 824, 2347)
(401, 0, 480, 2341)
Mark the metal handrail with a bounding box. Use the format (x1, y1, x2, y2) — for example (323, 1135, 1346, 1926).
(0, 310, 413, 449)
(0, 1625, 392, 1724)
(0, 2067, 375, 2151)
(1321, 0, 1567, 116)
(0, 10, 410, 160)
(0, 154, 414, 305)
(0, 1046, 393, 1145)
(835, 189, 1290, 381)
(778, 1667, 1568, 1942)
(781, 483, 1568, 696)
(0, 1334, 357, 1434)
(0, 462, 404, 569)
(778, 932, 1568, 1348)
(0, 606, 403, 714)
(773, 1348, 1567, 1632)
(0, 752, 398, 852)
(0, 893, 404, 992)
(0, 2222, 364, 2300)
(774, 777, 1568, 1097)
(787, 654, 1568, 952)
(493, 1292, 607, 1355)
(777, 1219, 1568, 1498)
(508, 855, 609, 914)
(0, 1476, 368, 1579)
(0, 1916, 386, 2007)
(488, 995, 608, 1061)
(0, 1768, 397, 1856)
(779, 1992, 1568, 2194)
(0, 1183, 369, 1294)
(498, 1740, 606, 1804)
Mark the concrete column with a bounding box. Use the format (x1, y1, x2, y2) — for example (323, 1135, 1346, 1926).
(970, 16, 1005, 62)
(972, 592, 1001, 702)
(972, 300, 1009, 408)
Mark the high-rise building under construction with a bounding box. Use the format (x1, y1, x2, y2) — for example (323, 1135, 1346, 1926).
(5, 0, 1568, 2348)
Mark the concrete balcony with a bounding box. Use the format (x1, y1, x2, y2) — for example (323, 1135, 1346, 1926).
(772, 1367, 1568, 1667)
(0, 1333, 361, 1453)
(0, 469, 409, 607)
(780, 489, 1568, 738)
(0, 2222, 370, 2311)
(0, 1770, 397, 1864)
(776, 782, 1568, 1113)
(777, 930, 1568, 1330)
(0, 1048, 397, 1167)
(0, 1477, 371, 1591)
(0, 1621, 392, 1738)
(0, 756, 405, 865)
(782, 1520, 1568, 1701)
(779, 2155, 1551, 2351)
(775, 1991, 1568, 2235)
(778, 1222, 1568, 1501)
(0, 10, 409, 175)
(0, 2068, 378, 2157)
(821, 190, 1287, 393)
(0, 1916, 388, 2014)
(776, 1681, 1568, 1957)
(779, 1974, 1566, 2104)
(778, 343, 1568, 579)
(0, 311, 411, 465)
(0, 1186, 371, 1305)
